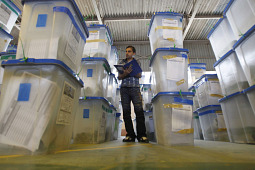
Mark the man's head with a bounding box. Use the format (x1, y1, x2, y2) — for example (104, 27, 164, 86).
(126, 46, 136, 60)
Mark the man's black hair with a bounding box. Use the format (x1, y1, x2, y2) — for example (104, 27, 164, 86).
(126, 46, 136, 53)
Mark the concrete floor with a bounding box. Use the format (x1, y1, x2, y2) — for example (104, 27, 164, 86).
(0, 139, 255, 169)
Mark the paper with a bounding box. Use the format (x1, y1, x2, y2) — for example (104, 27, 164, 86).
(166, 57, 185, 81)
(0, 72, 57, 151)
(0, 3, 11, 25)
(172, 104, 192, 132)
(209, 80, 222, 95)
(162, 19, 179, 40)
(65, 25, 80, 63)
(56, 81, 76, 125)
(85, 30, 99, 50)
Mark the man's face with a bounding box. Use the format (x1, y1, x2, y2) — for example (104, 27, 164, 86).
(126, 47, 135, 59)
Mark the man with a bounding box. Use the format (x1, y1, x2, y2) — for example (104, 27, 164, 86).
(118, 46, 148, 143)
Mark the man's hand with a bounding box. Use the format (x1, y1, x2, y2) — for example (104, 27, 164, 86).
(118, 66, 132, 80)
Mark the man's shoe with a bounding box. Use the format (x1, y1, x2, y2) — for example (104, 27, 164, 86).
(138, 136, 149, 143)
(123, 136, 135, 142)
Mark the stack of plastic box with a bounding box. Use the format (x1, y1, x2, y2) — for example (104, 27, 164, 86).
(148, 12, 194, 146)
(207, 0, 255, 144)
(187, 63, 206, 88)
(0, 0, 88, 154)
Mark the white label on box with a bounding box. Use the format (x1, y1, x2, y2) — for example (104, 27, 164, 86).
(65, 25, 80, 64)
(0, 3, 11, 25)
(85, 30, 99, 50)
(0, 72, 57, 151)
(167, 57, 185, 81)
(56, 81, 76, 125)
(216, 114, 226, 129)
(162, 19, 179, 40)
(209, 80, 221, 94)
(172, 104, 192, 132)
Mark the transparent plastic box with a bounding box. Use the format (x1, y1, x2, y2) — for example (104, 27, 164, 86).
(0, 27, 13, 52)
(106, 73, 118, 105)
(0, 59, 83, 153)
(142, 84, 153, 111)
(223, 0, 255, 40)
(83, 24, 113, 60)
(109, 46, 119, 73)
(188, 63, 206, 88)
(197, 105, 229, 142)
(73, 97, 111, 144)
(0, 0, 21, 33)
(16, 0, 89, 72)
(188, 86, 199, 111)
(148, 12, 183, 54)
(195, 74, 223, 108)
(244, 85, 255, 117)
(105, 105, 116, 142)
(219, 92, 255, 144)
(233, 25, 255, 86)
(150, 48, 189, 94)
(80, 57, 110, 98)
(144, 111, 156, 142)
(207, 15, 236, 60)
(113, 113, 121, 140)
(193, 111, 203, 140)
(214, 50, 249, 95)
(151, 92, 194, 146)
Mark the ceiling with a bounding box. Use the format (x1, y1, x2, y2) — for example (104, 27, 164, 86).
(10, 0, 230, 45)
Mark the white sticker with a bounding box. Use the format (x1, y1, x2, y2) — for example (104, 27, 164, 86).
(56, 81, 76, 125)
(0, 72, 57, 151)
(216, 114, 226, 129)
(85, 31, 99, 50)
(0, 3, 11, 25)
(162, 19, 179, 40)
(209, 80, 222, 94)
(162, 19, 178, 27)
(172, 104, 192, 132)
(167, 57, 185, 81)
(65, 25, 80, 64)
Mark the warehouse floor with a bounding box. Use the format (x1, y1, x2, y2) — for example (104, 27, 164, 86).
(0, 139, 255, 169)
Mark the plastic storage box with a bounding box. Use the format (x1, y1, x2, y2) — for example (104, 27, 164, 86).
(142, 84, 153, 111)
(214, 50, 249, 95)
(207, 15, 236, 60)
(195, 74, 223, 108)
(188, 63, 206, 88)
(244, 85, 255, 117)
(219, 92, 255, 143)
(233, 25, 255, 86)
(150, 48, 189, 94)
(105, 105, 116, 142)
(16, 0, 89, 72)
(151, 92, 194, 146)
(197, 105, 229, 141)
(0, 0, 21, 33)
(83, 24, 113, 60)
(0, 58, 83, 153)
(188, 86, 199, 111)
(113, 112, 121, 140)
(80, 57, 110, 98)
(223, 0, 255, 40)
(106, 73, 118, 105)
(0, 27, 13, 52)
(148, 12, 183, 54)
(109, 46, 119, 73)
(73, 97, 111, 144)
(193, 111, 203, 140)
(144, 111, 156, 142)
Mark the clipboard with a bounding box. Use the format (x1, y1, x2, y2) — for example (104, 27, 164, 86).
(114, 59, 142, 77)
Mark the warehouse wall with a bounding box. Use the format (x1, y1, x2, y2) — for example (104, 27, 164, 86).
(115, 41, 216, 71)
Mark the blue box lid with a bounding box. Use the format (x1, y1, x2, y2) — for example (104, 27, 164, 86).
(243, 85, 255, 94)
(207, 16, 225, 39)
(0, 27, 13, 39)
(88, 24, 113, 45)
(218, 91, 242, 103)
(150, 48, 189, 67)
(148, 12, 183, 36)
(196, 105, 221, 113)
(79, 96, 111, 106)
(2, 0, 22, 15)
(151, 91, 194, 103)
(213, 49, 234, 68)
(233, 25, 255, 49)
(1, 58, 84, 87)
(223, 0, 234, 15)
(82, 57, 111, 74)
(116, 112, 121, 117)
(22, 0, 89, 38)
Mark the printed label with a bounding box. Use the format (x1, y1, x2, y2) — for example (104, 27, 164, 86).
(65, 25, 80, 64)
(0, 3, 11, 25)
(56, 81, 76, 125)
(85, 30, 99, 50)
(162, 18, 179, 40)
(167, 57, 185, 81)
(172, 104, 192, 132)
